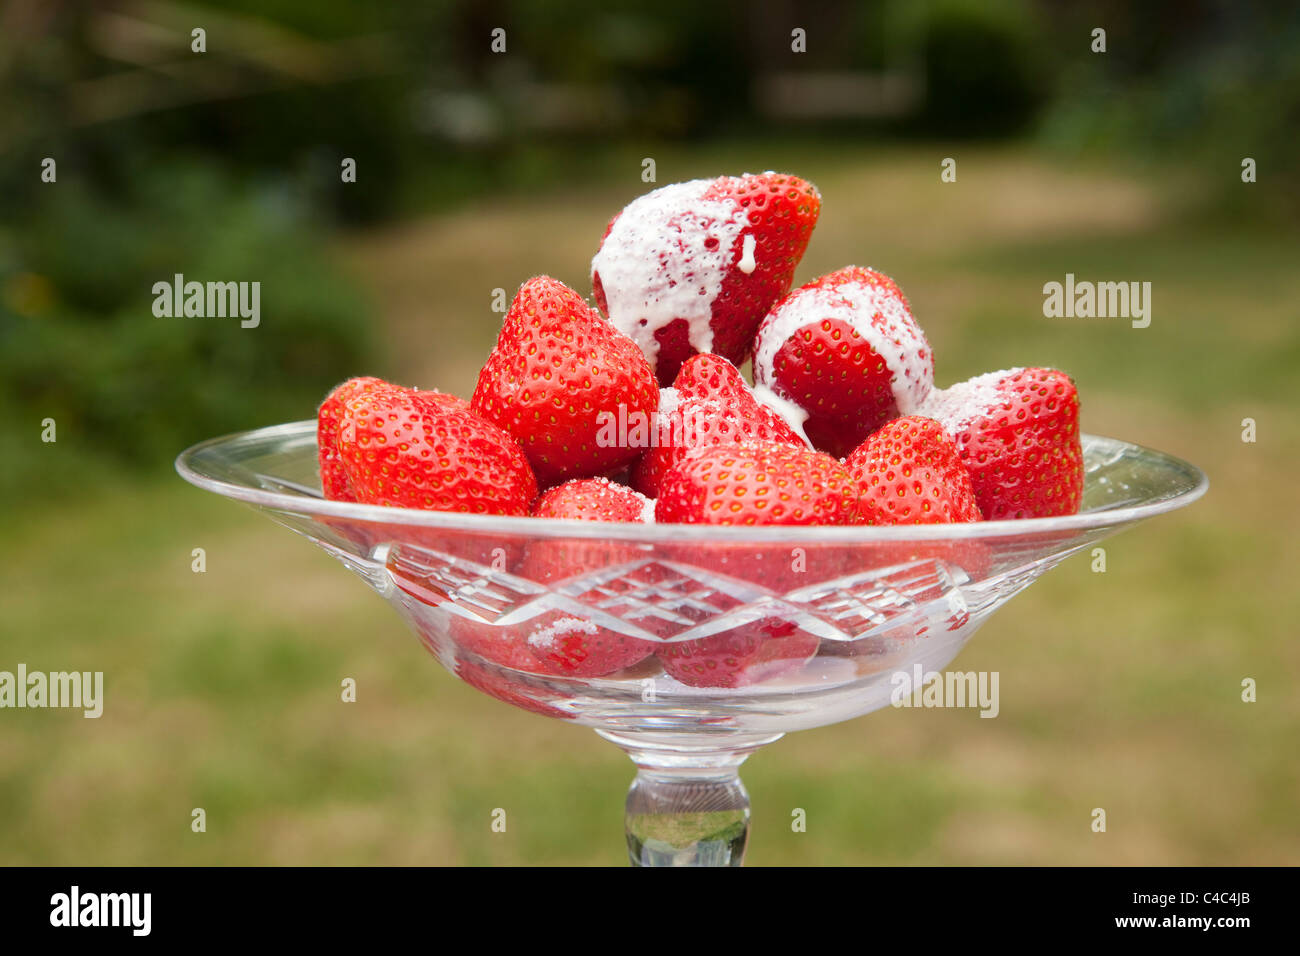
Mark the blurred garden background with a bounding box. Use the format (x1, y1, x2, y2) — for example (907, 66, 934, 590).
(1, 0, 1297, 864)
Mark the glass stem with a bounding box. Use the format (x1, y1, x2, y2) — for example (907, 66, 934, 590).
(625, 768, 751, 866)
(598, 730, 782, 867)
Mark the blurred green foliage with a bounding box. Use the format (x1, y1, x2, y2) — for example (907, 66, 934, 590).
(0, 0, 1296, 503)
(1037, 1, 1300, 221)
(0, 159, 375, 496)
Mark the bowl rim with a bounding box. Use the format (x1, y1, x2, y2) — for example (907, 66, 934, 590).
(175, 420, 1208, 544)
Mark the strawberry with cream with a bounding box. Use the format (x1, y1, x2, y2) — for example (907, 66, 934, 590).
(592, 172, 821, 386)
(752, 266, 934, 458)
(916, 367, 1083, 520)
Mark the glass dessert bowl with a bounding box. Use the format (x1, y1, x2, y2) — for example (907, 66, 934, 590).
(177, 421, 1206, 866)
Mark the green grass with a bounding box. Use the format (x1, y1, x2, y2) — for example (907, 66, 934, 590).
(2, 144, 1297, 864)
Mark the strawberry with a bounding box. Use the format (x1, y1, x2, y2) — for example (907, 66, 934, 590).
(632, 355, 807, 498)
(753, 266, 934, 458)
(521, 614, 655, 679)
(318, 377, 394, 501)
(591, 172, 821, 386)
(655, 441, 860, 526)
(406, 477, 653, 682)
(454, 652, 574, 720)
(845, 416, 982, 525)
(673, 354, 807, 444)
(521, 478, 653, 586)
(658, 616, 820, 689)
(516, 477, 656, 677)
(522, 477, 652, 586)
(448, 618, 542, 673)
(644, 434, 839, 687)
(471, 276, 659, 488)
(450, 611, 654, 684)
(917, 367, 1083, 519)
(532, 476, 652, 523)
(319, 377, 470, 501)
(338, 388, 537, 514)
(671, 352, 764, 408)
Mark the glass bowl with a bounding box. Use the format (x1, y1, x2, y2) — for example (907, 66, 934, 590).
(177, 420, 1206, 865)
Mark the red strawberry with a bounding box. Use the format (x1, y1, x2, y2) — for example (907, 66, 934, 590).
(319, 378, 470, 501)
(318, 377, 393, 500)
(521, 614, 655, 679)
(522, 477, 652, 586)
(448, 618, 542, 673)
(917, 367, 1083, 519)
(532, 477, 652, 523)
(671, 352, 760, 407)
(454, 652, 574, 720)
(643, 441, 841, 689)
(658, 616, 819, 689)
(632, 356, 807, 498)
(673, 354, 807, 444)
(658, 538, 852, 600)
(471, 276, 658, 488)
(845, 416, 982, 525)
(655, 441, 860, 526)
(592, 172, 821, 386)
(449, 612, 652, 684)
(338, 388, 537, 514)
(517, 477, 656, 677)
(522, 478, 653, 584)
(753, 266, 934, 458)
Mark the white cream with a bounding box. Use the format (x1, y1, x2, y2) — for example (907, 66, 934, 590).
(738, 233, 757, 274)
(752, 382, 811, 448)
(591, 179, 746, 373)
(753, 269, 933, 415)
(915, 368, 1021, 434)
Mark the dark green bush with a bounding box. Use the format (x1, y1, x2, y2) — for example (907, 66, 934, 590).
(912, 0, 1049, 137)
(1037, 3, 1300, 223)
(0, 159, 377, 497)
